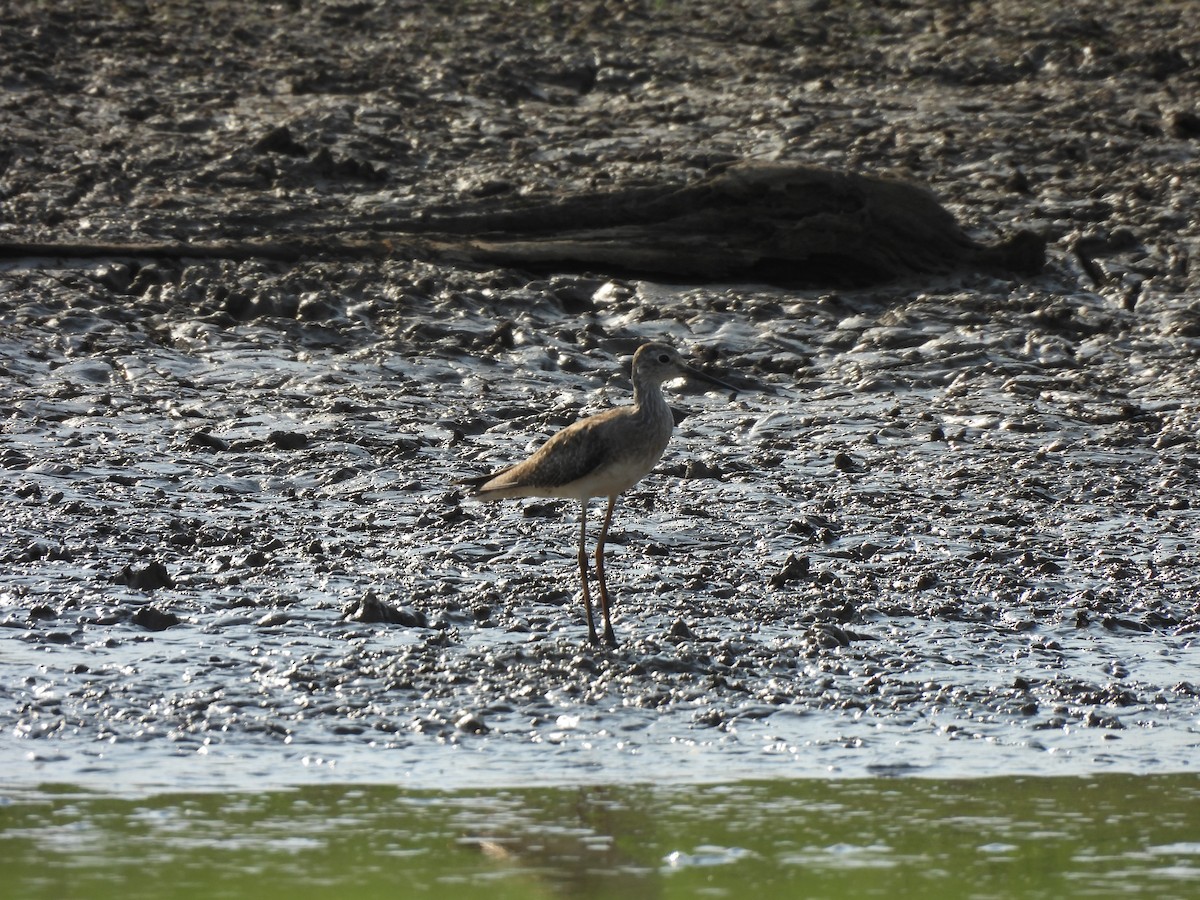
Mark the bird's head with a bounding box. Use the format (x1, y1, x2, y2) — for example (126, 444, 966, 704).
(632, 342, 738, 395)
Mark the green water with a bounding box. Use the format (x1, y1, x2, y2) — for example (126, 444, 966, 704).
(2, 775, 1197, 899)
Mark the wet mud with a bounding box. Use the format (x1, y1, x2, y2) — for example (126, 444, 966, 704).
(2, 0, 1199, 791)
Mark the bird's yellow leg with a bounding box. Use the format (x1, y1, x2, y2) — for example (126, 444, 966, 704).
(595, 494, 619, 647)
(577, 500, 599, 645)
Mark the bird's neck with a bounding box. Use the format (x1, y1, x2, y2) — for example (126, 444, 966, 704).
(632, 379, 671, 423)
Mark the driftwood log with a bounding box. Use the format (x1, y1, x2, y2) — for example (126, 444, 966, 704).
(0, 161, 1044, 286)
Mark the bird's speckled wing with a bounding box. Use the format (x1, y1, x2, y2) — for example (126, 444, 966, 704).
(471, 409, 627, 500)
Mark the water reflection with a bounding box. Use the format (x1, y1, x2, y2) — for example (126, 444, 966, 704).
(1, 775, 1198, 899)
(457, 791, 665, 897)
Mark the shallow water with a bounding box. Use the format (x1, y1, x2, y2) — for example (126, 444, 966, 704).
(5, 622, 1200, 797)
(3, 775, 1198, 899)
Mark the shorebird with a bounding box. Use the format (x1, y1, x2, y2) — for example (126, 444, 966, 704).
(461, 342, 736, 647)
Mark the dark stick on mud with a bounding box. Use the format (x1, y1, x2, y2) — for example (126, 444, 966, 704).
(0, 238, 405, 264)
(0, 161, 1044, 286)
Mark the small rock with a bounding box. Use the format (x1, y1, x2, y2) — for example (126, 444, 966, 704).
(768, 552, 809, 588)
(813, 624, 851, 648)
(269, 430, 309, 450)
(484, 319, 515, 349)
(114, 561, 175, 591)
(549, 276, 605, 313)
(132, 606, 181, 631)
(236, 550, 270, 569)
(253, 124, 308, 156)
(188, 431, 229, 452)
(913, 571, 938, 590)
(19, 542, 49, 561)
(126, 265, 171, 297)
(833, 451, 861, 472)
(93, 262, 133, 293)
(454, 710, 489, 734)
(668, 618, 695, 639)
(1166, 108, 1200, 139)
(683, 458, 723, 480)
(342, 591, 428, 627)
(295, 292, 343, 321)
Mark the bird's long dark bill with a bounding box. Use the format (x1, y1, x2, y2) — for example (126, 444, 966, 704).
(685, 365, 739, 397)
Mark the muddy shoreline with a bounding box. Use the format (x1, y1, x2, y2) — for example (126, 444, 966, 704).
(2, 1, 1199, 791)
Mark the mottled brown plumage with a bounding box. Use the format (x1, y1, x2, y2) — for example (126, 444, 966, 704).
(463, 342, 736, 646)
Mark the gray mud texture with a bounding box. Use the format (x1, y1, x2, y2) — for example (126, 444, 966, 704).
(2, 0, 1199, 792)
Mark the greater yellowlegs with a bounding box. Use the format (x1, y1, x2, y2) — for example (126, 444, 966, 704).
(462, 342, 736, 647)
